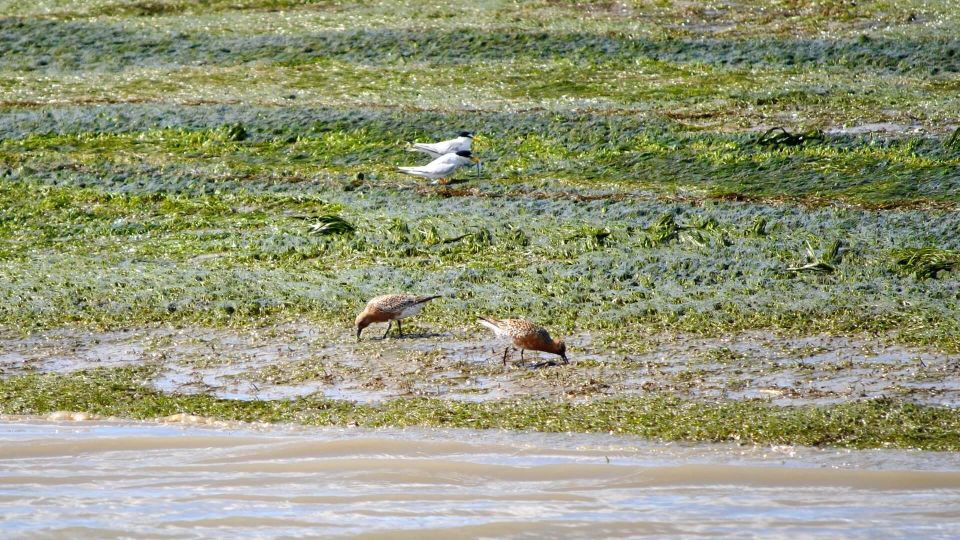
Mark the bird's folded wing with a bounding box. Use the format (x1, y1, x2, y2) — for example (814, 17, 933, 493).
(411, 142, 442, 154)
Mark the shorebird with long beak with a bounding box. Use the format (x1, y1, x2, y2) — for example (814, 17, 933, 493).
(355, 294, 441, 340)
(409, 131, 473, 159)
(477, 317, 569, 366)
(397, 150, 480, 184)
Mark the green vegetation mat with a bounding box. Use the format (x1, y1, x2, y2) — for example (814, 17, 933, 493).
(3, 366, 960, 451)
(1, 0, 959, 447)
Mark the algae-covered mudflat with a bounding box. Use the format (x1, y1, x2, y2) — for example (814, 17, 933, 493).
(1, 0, 959, 449)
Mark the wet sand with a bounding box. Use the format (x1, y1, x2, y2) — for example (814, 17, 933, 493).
(1, 417, 959, 539)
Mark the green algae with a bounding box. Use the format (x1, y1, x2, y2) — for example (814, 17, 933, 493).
(3, 366, 960, 451)
(1, 171, 960, 351)
(0, 0, 958, 448)
(4, 118, 959, 205)
(0, 0, 958, 133)
(891, 247, 960, 279)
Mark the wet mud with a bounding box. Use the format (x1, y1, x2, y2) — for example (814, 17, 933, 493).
(3, 325, 957, 407)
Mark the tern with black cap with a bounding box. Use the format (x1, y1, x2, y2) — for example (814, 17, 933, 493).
(408, 131, 474, 159)
(397, 150, 480, 184)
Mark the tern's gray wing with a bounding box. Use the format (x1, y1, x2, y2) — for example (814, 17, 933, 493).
(399, 161, 458, 177)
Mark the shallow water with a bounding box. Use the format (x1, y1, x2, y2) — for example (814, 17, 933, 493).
(2, 418, 960, 539)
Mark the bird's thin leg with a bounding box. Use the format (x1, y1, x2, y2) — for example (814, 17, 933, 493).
(382, 321, 392, 339)
(520, 349, 525, 362)
(502, 347, 510, 366)
(397, 320, 403, 337)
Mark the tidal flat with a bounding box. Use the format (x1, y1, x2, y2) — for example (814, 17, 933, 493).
(1, 0, 959, 449)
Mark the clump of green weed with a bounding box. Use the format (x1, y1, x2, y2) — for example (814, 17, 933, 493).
(460, 228, 494, 252)
(788, 238, 844, 274)
(504, 226, 530, 247)
(756, 127, 824, 148)
(308, 214, 355, 236)
(746, 216, 768, 237)
(636, 214, 729, 249)
(891, 247, 960, 279)
(637, 214, 679, 247)
(947, 128, 960, 152)
(225, 123, 248, 142)
(568, 226, 612, 249)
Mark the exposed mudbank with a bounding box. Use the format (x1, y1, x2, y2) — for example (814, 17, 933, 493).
(3, 325, 958, 407)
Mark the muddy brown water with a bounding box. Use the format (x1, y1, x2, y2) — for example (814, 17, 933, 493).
(2, 416, 960, 539)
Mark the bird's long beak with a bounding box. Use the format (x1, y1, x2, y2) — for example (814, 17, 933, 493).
(356, 327, 362, 341)
(561, 353, 569, 364)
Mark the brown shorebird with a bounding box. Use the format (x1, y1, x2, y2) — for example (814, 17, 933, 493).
(355, 294, 441, 340)
(477, 317, 568, 366)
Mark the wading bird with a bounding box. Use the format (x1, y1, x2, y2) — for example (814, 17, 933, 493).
(477, 317, 568, 366)
(397, 150, 480, 184)
(355, 294, 442, 340)
(409, 131, 473, 159)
